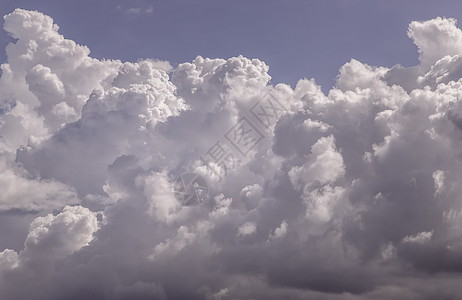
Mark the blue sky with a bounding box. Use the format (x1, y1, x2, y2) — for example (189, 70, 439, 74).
(2, 0, 462, 91)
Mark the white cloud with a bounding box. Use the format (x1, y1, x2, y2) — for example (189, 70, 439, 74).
(237, 221, 256, 236)
(240, 184, 262, 210)
(149, 226, 196, 260)
(117, 5, 154, 16)
(303, 118, 331, 132)
(22, 205, 97, 257)
(408, 17, 462, 70)
(289, 135, 345, 190)
(402, 230, 433, 245)
(0, 249, 19, 269)
(303, 185, 344, 223)
(0, 157, 79, 212)
(268, 220, 288, 240)
(143, 171, 180, 222)
(433, 170, 445, 196)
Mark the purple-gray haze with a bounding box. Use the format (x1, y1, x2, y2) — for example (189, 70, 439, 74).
(2, 3, 462, 300)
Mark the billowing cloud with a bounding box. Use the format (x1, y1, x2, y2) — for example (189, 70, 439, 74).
(3, 8, 462, 300)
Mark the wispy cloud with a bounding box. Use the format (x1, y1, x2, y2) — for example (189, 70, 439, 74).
(116, 4, 154, 16)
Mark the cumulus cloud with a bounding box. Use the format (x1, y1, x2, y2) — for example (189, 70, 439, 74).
(4, 8, 462, 300)
(0, 205, 98, 298)
(408, 17, 462, 70)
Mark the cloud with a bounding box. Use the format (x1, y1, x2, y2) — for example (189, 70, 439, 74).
(21, 205, 98, 260)
(268, 220, 287, 241)
(237, 221, 256, 236)
(0, 205, 98, 299)
(288, 134, 345, 189)
(4, 7, 462, 300)
(117, 5, 155, 16)
(0, 155, 79, 212)
(408, 17, 462, 70)
(402, 230, 433, 244)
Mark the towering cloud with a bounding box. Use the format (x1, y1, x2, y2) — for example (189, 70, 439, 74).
(2, 8, 462, 300)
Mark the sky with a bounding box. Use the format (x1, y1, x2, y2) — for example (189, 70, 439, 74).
(3, 0, 462, 91)
(3, 1, 462, 300)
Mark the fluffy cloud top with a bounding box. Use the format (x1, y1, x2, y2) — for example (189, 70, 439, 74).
(2, 8, 462, 300)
